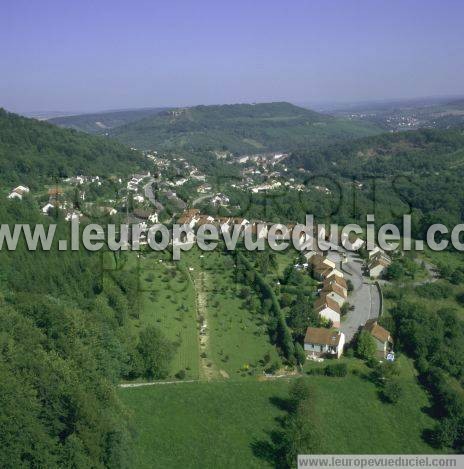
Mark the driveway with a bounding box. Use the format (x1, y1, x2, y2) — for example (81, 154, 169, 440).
(323, 248, 381, 342)
(339, 252, 381, 342)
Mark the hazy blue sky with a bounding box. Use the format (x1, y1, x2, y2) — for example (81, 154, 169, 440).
(1, 0, 463, 113)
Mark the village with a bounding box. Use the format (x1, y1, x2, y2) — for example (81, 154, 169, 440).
(5, 147, 398, 368)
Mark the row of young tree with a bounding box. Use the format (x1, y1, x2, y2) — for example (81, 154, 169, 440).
(233, 250, 308, 366)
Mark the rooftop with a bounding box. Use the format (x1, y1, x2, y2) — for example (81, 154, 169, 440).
(304, 327, 342, 346)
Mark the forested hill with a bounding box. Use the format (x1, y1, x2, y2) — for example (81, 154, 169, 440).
(290, 127, 464, 177)
(107, 102, 383, 153)
(48, 107, 166, 133)
(0, 109, 147, 187)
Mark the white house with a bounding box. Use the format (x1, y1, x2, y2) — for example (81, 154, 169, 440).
(368, 255, 391, 279)
(314, 295, 341, 327)
(42, 203, 54, 215)
(65, 211, 80, 222)
(323, 276, 348, 298)
(324, 268, 344, 280)
(8, 185, 30, 200)
(148, 213, 158, 224)
(368, 246, 384, 259)
(363, 320, 393, 358)
(175, 178, 188, 186)
(321, 279, 347, 307)
(304, 327, 345, 359)
(133, 195, 145, 203)
(211, 193, 230, 206)
(177, 209, 201, 229)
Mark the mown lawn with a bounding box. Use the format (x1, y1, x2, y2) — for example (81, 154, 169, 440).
(120, 358, 438, 468)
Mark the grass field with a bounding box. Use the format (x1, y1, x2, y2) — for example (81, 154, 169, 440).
(129, 250, 200, 379)
(120, 357, 438, 468)
(180, 249, 280, 377)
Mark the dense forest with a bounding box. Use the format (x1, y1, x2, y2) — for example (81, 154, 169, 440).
(108, 102, 382, 153)
(287, 127, 464, 235)
(0, 109, 148, 187)
(291, 127, 464, 177)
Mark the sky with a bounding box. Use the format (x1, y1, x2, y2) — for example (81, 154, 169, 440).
(1, 0, 463, 113)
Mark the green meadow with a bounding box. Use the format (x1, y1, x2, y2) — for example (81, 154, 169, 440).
(179, 249, 280, 377)
(120, 357, 438, 469)
(119, 250, 200, 379)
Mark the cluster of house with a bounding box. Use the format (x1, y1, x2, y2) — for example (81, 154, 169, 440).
(251, 181, 282, 193)
(176, 209, 248, 244)
(211, 193, 230, 206)
(41, 187, 64, 215)
(300, 241, 393, 361)
(235, 152, 288, 165)
(197, 184, 212, 194)
(368, 246, 392, 279)
(304, 252, 347, 327)
(63, 175, 110, 186)
(175, 209, 310, 247)
(303, 320, 393, 361)
(127, 172, 151, 192)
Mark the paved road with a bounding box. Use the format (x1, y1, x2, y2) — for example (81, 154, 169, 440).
(325, 249, 381, 342)
(192, 193, 213, 206)
(144, 178, 165, 211)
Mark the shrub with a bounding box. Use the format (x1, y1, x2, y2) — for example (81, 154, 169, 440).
(381, 379, 403, 404)
(355, 331, 377, 360)
(324, 362, 348, 377)
(265, 359, 281, 374)
(415, 282, 452, 299)
(175, 370, 186, 380)
(345, 348, 354, 358)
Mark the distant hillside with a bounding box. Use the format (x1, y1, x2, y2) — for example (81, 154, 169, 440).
(107, 102, 383, 153)
(290, 127, 464, 177)
(48, 107, 166, 134)
(332, 96, 464, 132)
(0, 109, 147, 187)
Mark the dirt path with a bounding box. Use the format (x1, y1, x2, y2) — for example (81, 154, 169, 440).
(120, 379, 198, 388)
(119, 373, 299, 388)
(192, 270, 221, 380)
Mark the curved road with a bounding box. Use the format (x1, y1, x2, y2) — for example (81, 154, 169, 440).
(192, 193, 214, 207)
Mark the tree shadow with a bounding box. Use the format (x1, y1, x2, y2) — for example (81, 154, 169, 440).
(250, 396, 291, 468)
(422, 428, 441, 449)
(251, 430, 286, 469)
(269, 395, 293, 413)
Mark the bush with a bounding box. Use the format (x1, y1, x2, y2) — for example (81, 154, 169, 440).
(415, 282, 452, 299)
(355, 331, 377, 360)
(324, 362, 348, 377)
(345, 348, 354, 358)
(381, 379, 403, 404)
(366, 357, 378, 369)
(175, 369, 186, 380)
(265, 359, 281, 374)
